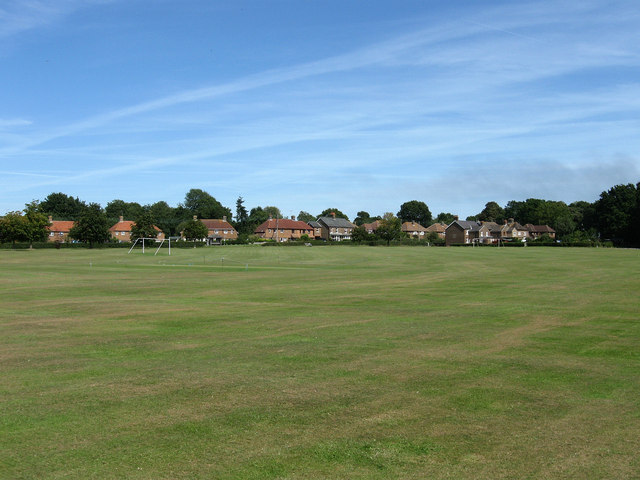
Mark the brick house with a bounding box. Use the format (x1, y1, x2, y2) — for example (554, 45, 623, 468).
(362, 220, 381, 235)
(254, 216, 315, 242)
(525, 224, 556, 240)
(425, 222, 447, 239)
(308, 221, 323, 239)
(317, 214, 356, 241)
(402, 221, 428, 238)
(201, 216, 238, 244)
(445, 219, 492, 246)
(47, 216, 74, 243)
(481, 219, 529, 242)
(500, 219, 529, 241)
(109, 216, 164, 242)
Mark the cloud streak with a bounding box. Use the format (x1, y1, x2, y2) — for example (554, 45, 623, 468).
(1, 0, 639, 216)
(0, 0, 115, 39)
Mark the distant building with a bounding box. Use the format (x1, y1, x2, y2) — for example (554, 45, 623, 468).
(308, 221, 323, 240)
(445, 219, 491, 246)
(109, 216, 164, 242)
(46, 216, 74, 243)
(200, 217, 238, 244)
(362, 220, 381, 235)
(317, 214, 356, 241)
(525, 224, 556, 240)
(254, 216, 314, 242)
(402, 221, 428, 238)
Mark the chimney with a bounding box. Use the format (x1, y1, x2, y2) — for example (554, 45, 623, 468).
(291, 215, 295, 220)
(119, 215, 123, 222)
(454, 215, 459, 221)
(48, 215, 52, 223)
(508, 218, 514, 224)
(504, 219, 508, 225)
(269, 215, 273, 220)
(331, 212, 336, 218)
(223, 215, 227, 222)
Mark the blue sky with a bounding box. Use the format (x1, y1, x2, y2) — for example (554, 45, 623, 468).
(1, 0, 639, 220)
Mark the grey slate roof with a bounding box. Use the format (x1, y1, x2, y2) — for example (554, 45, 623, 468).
(482, 221, 503, 232)
(317, 216, 355, 228)
(450, 220, 482, 232)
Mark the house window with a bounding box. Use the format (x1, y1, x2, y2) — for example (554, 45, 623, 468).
(50, 232, 54, 236)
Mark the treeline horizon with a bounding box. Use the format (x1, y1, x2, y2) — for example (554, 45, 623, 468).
(4, 182, 640, 246)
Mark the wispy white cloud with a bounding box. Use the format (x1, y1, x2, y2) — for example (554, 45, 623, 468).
(0, 118, 32, 128)
(1, 0, 639, 216)
(0, 0, 117, 39)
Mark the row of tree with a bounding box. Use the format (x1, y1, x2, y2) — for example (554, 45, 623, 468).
(2, 183, 639, 247)
(468, 183, 640, 244)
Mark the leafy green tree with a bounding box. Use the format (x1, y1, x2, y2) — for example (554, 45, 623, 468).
(397, 200, 432, 226)
(0, 211, 29, 246)
(248, 206, 269, 229)
(318, 208, 349, 221)
(183, 189, 231, 220)
(593, 183, 639, 245)
(426, 231, 444, 244)
(435, 212, 456, 225)
(297, 211, 315, 223)
(24, 201, 50, 247)
(167, 204, 192, 236)
(181, 218, 208, 246)
(476, 201, 505, 223)
(39, 192, 87, 220)
(377, 212, 402, 246)
(69, 203, 111, 248)
(504, 198, 575, 237)
(263, 206, 281, 219)
(569, 201, 596, 232)
(147, 201, 179, 236)
(353, 211, 376, 226)
(351, 225, 372, 243)
(130, 212, 158, 242)
(530, 233, 554, 243)
(105, 199, 145, 224)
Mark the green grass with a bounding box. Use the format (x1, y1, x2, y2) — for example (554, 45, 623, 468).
(1, 246, 639, 479)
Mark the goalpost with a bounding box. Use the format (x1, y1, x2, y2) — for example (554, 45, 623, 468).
(128, 236, 182, 255)
(127, 237, 158, 254)
(154, 236, 182, 256)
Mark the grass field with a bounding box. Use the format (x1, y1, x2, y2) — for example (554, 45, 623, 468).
(1, 245, 639, 479)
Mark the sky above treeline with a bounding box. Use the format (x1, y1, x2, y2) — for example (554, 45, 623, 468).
(1, 0, 639, 220)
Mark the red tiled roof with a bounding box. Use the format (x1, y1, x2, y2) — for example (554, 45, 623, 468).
(526, 224, 556, 233)
(402, 221, 427, 232)
(201, 219, 235, 230)
(362, 221, 380, 231)
(425, 222, 447, 233)
(109, 220, 161, 232)
(47, 220, 74, 232)
(254, 218, 314, 233)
